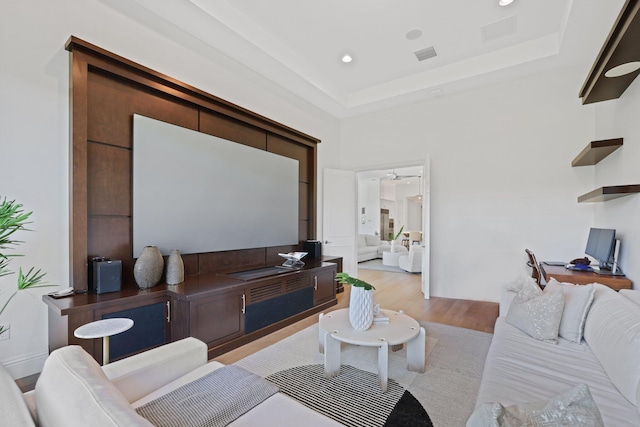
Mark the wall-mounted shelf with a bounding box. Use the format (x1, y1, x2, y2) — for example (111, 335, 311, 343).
(579, 0, 640, 104)
(578, 185, 640, 203)
(572, 138, 623, 166)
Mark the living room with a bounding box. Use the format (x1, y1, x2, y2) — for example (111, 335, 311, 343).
(2, 1, 640, 423)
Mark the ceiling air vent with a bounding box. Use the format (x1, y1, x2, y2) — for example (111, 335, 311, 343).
(414, 46, 437, 62)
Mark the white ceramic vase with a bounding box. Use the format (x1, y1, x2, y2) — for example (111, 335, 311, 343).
(349, 286, 374, 330)
(166, 249, 184, 285)
(133, 246, 164, 289)
(390, 240, 396, 253)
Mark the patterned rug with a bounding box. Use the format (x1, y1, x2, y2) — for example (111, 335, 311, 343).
(267, 364, 432, 427)
(234, 321, 493, 427)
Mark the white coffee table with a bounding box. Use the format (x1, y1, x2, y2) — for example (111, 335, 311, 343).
(382, 251, 403, 266)
(318, 308, 425, 392)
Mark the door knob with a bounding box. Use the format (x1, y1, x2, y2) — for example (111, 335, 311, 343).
(324, 240, 331, 244)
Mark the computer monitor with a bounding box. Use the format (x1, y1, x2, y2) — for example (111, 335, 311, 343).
(585, 228, 616, 270)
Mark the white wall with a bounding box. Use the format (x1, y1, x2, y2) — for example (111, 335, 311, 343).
(0, 0, 339, 378)
(592, 79, 640, 282)
(340, 66, 600, 302)
(357, 178, 380, 235)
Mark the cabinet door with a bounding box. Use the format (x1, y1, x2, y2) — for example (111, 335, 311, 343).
(96, 295, 170, 363)
(190, 289, 244, 346)
(314, 266, 337, 305)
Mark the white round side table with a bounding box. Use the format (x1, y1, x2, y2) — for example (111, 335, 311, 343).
(74, 318, 134, 365)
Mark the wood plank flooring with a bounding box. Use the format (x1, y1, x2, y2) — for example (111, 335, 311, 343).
(214, 268, 498, 365)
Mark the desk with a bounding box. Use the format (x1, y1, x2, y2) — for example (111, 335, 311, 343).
(540, 263, 632, 291)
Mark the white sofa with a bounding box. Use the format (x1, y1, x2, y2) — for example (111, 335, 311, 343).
(398, 245, 423, 273)
(357, 234, 389, 262)
(471, 280, 640, 426)
(2, 337, 341, 427)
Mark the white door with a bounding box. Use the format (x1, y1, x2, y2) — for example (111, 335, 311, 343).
(323, 168, 357, 276)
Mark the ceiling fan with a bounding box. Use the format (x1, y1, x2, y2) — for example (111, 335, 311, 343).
(384, 170, 420, 181)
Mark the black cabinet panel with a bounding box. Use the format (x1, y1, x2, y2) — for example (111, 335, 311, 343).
(103, 302, 166, 360)
(245, 287, 313, 334)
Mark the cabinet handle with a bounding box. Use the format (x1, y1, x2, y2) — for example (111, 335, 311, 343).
(166, 300, 171, 323)
(314, 275, 318, 290)
(241, 293, 246, 314)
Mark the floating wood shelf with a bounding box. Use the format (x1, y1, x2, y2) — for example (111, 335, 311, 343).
(578, 185, 640, 203)
(579, 0, 640, 104)
(572, 138, 623, 166)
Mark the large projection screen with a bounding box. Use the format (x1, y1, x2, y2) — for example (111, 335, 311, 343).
(133, 115, 299, 257)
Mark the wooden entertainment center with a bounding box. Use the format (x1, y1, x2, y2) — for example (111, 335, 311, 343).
(43, 36, 339, 363)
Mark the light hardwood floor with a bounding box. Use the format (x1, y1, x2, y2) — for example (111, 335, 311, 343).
(214, 268, 498, 365)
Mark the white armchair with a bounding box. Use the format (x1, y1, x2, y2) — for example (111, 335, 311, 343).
(398, 245, 423, 273)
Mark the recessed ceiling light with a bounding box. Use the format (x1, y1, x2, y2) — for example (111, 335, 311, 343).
(341, 54, 353, 63)
(405, 29, 423, 41)
(605, 61, 640, 78)
(499, 0, 514, 6)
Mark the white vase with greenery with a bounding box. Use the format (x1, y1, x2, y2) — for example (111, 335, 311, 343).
(389, 225, 404, 253)
(336, 272, 375, 331)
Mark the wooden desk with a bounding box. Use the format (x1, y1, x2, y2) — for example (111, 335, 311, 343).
(540, 263, 632, 291)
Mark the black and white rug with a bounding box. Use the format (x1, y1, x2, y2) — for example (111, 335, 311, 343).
(267, 364, 432, 427)
(234, 321, 493, 427)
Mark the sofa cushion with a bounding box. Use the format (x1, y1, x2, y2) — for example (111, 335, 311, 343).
(35, 345, 153, 427)
(0, 362, 36, 426)
(583, 284, 640, 409)
(468, 383, 604, 427)
(506, 279, 564, 343)
(545, 278, 595, 343)
(357, 234, 367, 246)
(365, 234, 380, 246)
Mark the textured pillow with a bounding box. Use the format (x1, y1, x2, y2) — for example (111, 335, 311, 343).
(545, 278, 595, 343)
(506, 275, 539, 294)
(365, 234, 380, 246)
(506, 281, 564, 343)
(467, 384, 604, 427)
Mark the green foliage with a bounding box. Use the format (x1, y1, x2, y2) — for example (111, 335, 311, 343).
(389, 225, 405, 241)
(335, 272, 375, 291)
(0, 197, 54, 333)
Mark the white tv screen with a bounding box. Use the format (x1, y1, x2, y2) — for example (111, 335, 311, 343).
(132, 114, 299, 257)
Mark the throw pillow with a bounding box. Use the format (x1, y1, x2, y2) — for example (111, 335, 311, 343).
(545, 278, 595, 343)
(506, 275, 539, 294)
(467, 384, 604, 427)
(506, 282, 564, 343)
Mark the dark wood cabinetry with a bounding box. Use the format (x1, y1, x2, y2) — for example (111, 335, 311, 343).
(44, 260, 338, 362)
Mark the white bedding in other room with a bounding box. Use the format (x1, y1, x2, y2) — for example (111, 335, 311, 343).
(476, 318, 640, 427)
(132, 361, 342, 427)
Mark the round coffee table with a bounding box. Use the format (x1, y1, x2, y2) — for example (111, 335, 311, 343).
(318, 308, 425, 392)
(74, 318, 134, 365)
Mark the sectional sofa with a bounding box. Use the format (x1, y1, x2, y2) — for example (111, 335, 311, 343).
(469, 278, 640, 426)
(1, 337, 341, 426)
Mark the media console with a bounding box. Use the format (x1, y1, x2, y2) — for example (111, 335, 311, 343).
(44, 258, 339, 363)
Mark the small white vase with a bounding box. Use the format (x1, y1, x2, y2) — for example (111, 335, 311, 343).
(133, 246, 164, 289)
(390, 240, 396, 253)
(349, 286, 374, 330)
(166, 249, 184, 285)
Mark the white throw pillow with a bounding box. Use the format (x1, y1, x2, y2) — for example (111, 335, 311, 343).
(545, 278, 595, 343)
(506, 279, 564, 343)
(365, 234, 380, 246)
(467, 384, 604, 427)
(506, 275, 539, 294)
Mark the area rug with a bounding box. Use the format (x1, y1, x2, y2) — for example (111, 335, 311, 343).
(234, 320, 493, 427)
(357, 259, 408, 274)
(267, 364, 432, 427)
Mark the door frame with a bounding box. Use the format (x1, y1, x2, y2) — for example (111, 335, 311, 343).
(355, 158, 430, 299)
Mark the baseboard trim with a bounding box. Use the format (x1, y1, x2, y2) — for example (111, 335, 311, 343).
(1, 351, 49, 380)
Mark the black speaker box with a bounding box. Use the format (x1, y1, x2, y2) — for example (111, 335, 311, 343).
(91, 259, 122, 294)
(304, 240, 322, 259)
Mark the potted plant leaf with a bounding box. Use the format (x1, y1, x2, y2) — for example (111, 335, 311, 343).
(389, 225, 405, 253)
(0, 197, 53, 335)
(336, 272, 376, 330)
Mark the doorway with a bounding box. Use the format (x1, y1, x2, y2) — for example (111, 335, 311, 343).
(356, 162, 429, 298)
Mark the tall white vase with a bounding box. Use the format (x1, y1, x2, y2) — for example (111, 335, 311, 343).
(166, 249, 184, 285)
(349, 286, 374, 330)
